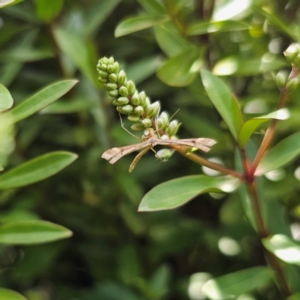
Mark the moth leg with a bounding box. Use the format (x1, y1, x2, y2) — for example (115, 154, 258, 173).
(119, 113, 142, 140)
(129, 146, 151, 172)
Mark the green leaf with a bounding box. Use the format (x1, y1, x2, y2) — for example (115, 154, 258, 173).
(35, 0, 63, 22)
(154, 23, 192, 57)
(0, 288, 27, 300)
(39, 98, 97, 114)
(238, 108, 290, 146)
(157, 47, 203, 87)
(0, 151, 78, 189)
(0, 48, 53, 62)
(149, 265, 170, 297)
(202, 266, 273, 299)
(213, 55, 287, 76)
(137, 0, 166, 15)
(262, 234, 300, 266)
(0, 84, 13, 112)
(256, 132, 300, 175)
(0, 0, 23, 8)
(3, 80, 78, 124)
(212, 0, 252, 21)
(115, 15, 169, 37)
(54, 30, 98, 85)
(253, 6, 299, 41)
(84, 0, 120, 36)
(138, 175, 239, 212)
(126, 56, 162, 85)
(187, 20, 249, 36)
(0, 62, 22, 86)
(200, 69, 242, 139)
(0, 220, 72, 245)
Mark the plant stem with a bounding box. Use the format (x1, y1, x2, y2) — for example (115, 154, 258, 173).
(250, 67, 300, 174)
(246, 180, 291, 298)
(171, 145, 244, 179)
(250, 87, 288, 174)
(239, 67, 300, 296)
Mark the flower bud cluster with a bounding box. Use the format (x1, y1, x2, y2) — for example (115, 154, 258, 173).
(284, 43, 300, 69)
(97, 56, 181, 140)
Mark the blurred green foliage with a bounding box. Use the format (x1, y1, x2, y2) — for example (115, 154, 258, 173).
(0, 0, 300, 299)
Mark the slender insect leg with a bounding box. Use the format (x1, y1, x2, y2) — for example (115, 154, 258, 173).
(119, 113, 141, 140)
(129, 146, 152, 172)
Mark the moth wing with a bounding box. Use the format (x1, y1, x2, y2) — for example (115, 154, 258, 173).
(102, 142, 149, 164)
(194, 138, 216, 152)
(102, 147, 123, 164)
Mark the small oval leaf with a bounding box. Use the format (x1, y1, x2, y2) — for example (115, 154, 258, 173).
(202, 267, 273, 299)
(154, 23, 191, 57)
(0, 84, 13, 112)
(200, 69, 242, 139)
(3, 80, 78, 124)
(0, 220, 72, 245)
(262, 234, 300, 266)
(0, 151, 78, 189)
(138, 175, 239, 212)
(187, 20, 249, 36)
(0, 288, 27, 300)
(35, 0, 64, 22)
(0, 0, 22, 8)
(157, 47, 203, 87)
(238, 108, 290, 146)
(253, 7, 299, 41)
(115, 15, 169, 37)
(256, 132, 300, 175)
(213, 55, 287, 76)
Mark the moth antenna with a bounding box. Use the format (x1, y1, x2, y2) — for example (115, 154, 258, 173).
(119, 113, 142, 140)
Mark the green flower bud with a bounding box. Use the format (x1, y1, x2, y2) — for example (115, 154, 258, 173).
(131, 92, 140, 105)
(117, 70, 127, 85)
(157, 111, 169, 129)
(128, 114, 141, 122)
(146, 101, 160, 117)
(134, 106, 144, 116)
(109, 90, 119, 97)
(98, 76, 108, 83)
(108, 57, 114, 64)
(126, 80, 136, 96)
(108, 73, 118, 83)
(112, 100, 123, 106)
(166, 120, 181, 136)
(143, 128, 156, 138)
(98, 63, 107, 71)
(155, 149, 173, 162)
(144, 97, 151, 107)
(131, 123, 145, 131)
(284, 43, 300, 65)
(107, 64, 115, 73)
(293, 54, 300, 68)
(112, 62, 120, 73)
(98, 70, 109, 78)
(287, 77, 300, 92)
(275, 71, 288, 89)
(119, 86, 128, 97)
(141, 118, 152, 128)
(159, 134, 169, 140)
(105, 83, 118, 91)
(112, 97, 129, 106)
(117, 97, 129, 104)
(117, 104, 133, 114)
(138, 91, 146, 105)
(102, 57, 109, 64)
